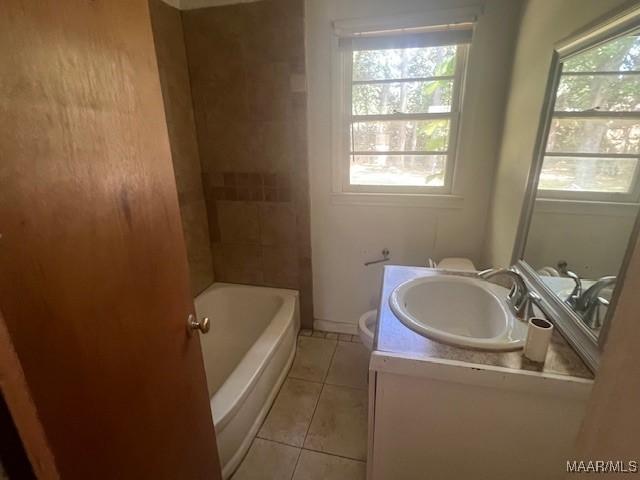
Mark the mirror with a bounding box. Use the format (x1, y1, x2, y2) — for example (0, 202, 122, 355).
(515, 15, 640, 371)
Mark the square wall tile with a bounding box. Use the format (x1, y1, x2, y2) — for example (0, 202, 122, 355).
(262, 245, 299, 288)
(217, 201, 260, 244)
(259, 203, 296, 246)
(212, 243, 263, 284)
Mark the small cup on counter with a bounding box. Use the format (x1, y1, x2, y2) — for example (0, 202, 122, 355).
(523, 317, 554, 363)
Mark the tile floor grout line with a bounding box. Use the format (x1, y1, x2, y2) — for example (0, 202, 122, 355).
(300, 380, 326, 450)
(322, 336, 340, 384)
(253, 436, 303, 450)
(256, 339, 320, 447)
(296, 335, 338, 452)
(291, 334, 339, 478)
(300, 446, 367, 464)
(298, 335, 338, 447)
(289, 445, 304, 480)
(235, 334, 367, 478)
(285, 375, 325, 386)
(323, 380, 368, 391)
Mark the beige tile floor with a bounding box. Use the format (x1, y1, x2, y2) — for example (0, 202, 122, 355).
(232, 330, 369, 480)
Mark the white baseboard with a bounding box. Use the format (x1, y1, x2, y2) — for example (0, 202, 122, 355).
(313, 318, 358, 335)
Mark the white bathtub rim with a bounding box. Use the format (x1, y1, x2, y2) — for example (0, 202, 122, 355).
(211, 293, 296, 430)
(204, 283, 299, 430)
(221, 338, 296, 479)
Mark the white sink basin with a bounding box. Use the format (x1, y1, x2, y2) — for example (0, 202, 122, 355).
(389, 275, 527, 351)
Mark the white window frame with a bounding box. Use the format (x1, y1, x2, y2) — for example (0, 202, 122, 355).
(338, 43, 468, 195)
(537, 30, 640, 204)
(330, 11, 478, 202)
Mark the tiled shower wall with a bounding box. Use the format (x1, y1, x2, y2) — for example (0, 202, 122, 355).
(149, 0, 215, 296)
(182, 0, 314, 326)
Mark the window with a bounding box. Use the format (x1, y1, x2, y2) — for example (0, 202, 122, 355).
(337, 26, 471, 194)
(538, 30, 640, 202)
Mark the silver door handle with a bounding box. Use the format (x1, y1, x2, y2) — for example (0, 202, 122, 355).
(188, 314, 210, 334)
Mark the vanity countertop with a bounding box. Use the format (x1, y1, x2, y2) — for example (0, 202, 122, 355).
(375, 265, 594, 380)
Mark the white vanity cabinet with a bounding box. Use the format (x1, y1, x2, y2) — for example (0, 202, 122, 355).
(367, 266, 594, 480)
(366, 353, 592, 480)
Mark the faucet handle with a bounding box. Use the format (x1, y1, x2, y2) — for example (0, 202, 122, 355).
(476, 268, 496, 277)
(581, 295, 610, 330)
(521, 290, 542, 322)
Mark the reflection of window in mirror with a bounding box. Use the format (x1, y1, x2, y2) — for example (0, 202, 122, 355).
(539, 31, 640, 203)
(522, 26, 640, 347)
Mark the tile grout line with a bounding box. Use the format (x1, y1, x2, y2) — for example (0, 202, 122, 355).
(322, 337, 340, 383)
(238, 335, 367, 478)
(299, 446, 367, 464)
(323, 337, 368, 390)
(322, 380, 368, 391)
(286, 375, 324, 386)
(289, 445, 303, 480)
(290, 335, 338, 479)
(299, 336, 338, 448)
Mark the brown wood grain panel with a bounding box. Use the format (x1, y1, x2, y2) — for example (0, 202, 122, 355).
(0, 1, 221, 478)
(0, 310, 59, 480)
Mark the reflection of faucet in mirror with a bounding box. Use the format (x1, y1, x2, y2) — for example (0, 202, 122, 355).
(557, 261, 582, 308)
(575, 276, 617, 330)
(477, 268, 540, 321)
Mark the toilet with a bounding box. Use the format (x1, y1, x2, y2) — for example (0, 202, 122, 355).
(436, 257, 476, 272)
(358, 309, 377, 351)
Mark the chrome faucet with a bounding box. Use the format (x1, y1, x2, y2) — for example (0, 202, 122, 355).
(477, 268, 539, 320)
(557, 261, 582, 308)
(575, 276, 616, 329)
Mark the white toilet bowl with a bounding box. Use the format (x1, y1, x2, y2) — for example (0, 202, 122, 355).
(436, 257, 476, 271)
(358, 310, 377, 351)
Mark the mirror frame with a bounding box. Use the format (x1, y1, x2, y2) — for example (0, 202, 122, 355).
(511, 3, 640, 373)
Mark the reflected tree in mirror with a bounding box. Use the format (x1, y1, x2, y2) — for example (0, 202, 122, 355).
(523, 28, 640, 343)
(539, 31, 640, 197)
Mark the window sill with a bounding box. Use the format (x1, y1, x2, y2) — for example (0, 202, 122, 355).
(330, 192, 464, 208)
(534, 198, 640, 217)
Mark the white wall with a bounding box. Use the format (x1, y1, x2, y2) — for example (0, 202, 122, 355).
(483, 0, 633, 268)
(306, 0, 523, 332)
(524, 200, 638, 279)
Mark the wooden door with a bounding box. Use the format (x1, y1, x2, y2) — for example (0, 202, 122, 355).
(0, 1, 221, 479)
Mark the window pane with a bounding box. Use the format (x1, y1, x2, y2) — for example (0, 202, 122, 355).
(563, 33, 640, 73)
(352, 80, 453, 115)
(539, 156, 637, 192)
(351, 120, 449, 152)
(353, 46, 457, 81)
(546, 118, 640, 154)
(350, 154, 446, 186)
(555, 74, 640, 112)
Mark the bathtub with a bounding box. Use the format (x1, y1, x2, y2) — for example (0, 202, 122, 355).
(195, 282, 300, 479)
